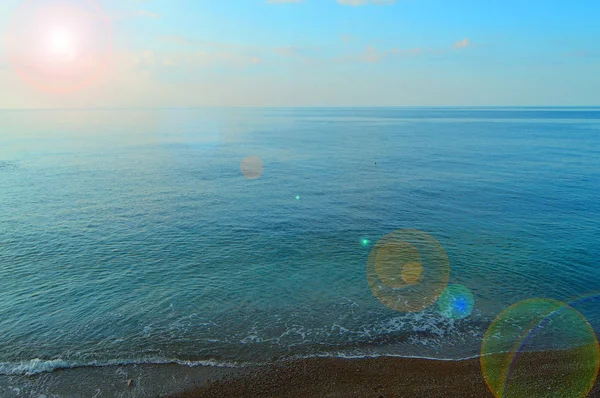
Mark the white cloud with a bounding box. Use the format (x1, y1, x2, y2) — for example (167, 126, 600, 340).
(454, 38, 470, 48)
(136, 10, 159, 18)
(337, 0, 368, 5)
(361, 45, 380, 63)
(563, 50, 588, 58)
(337, 0, 397, 5)
(336, 45, 422, 63)
(274, 46, 305, 57)
(341, 34, 354, 43)
(107, 9, 159, 21)
(159, 36, 262, 53)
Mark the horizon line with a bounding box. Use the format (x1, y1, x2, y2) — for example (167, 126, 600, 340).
(1, 105, 600, 111)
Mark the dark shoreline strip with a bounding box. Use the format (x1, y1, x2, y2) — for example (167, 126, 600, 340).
(172, 354, 600, 398)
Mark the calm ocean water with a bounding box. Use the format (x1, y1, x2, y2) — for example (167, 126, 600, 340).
(1, 107, 599, 379)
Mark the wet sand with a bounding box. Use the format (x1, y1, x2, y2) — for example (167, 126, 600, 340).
(0, 362, 249, 398)
(173, 354, 600, 398)
(2, 351, 599, 397)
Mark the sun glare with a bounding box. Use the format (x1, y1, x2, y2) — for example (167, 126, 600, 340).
(8, 0, 112, 93)
(47, 26, 76, 58)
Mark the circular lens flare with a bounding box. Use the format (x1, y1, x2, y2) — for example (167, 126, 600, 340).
(375, 241, 422, 288)
(366, 229, 450, 313)
(481, 298, 600, 398)
(401, 261, 424, 285)
(437, 284, 474, 320)
(240, 156, 264, 179)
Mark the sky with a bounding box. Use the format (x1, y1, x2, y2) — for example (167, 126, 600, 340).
(0, 0, 599, 108)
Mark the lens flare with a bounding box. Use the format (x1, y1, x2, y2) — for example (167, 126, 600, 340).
(366, 229, 450, 313)
(437, 284, 474, 320)
(481, 298, 600, 398)
(7, 0, 112, 93)
(567, 292, 600, 337)
(47, 25, 75, 57)
(240, 156, 264, 179)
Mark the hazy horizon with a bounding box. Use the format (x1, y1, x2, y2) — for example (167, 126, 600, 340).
(2, 105, 600, 110)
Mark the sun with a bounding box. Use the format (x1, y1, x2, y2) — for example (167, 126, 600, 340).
(8, 0, 112, 93)
(46, 25, 76, 58)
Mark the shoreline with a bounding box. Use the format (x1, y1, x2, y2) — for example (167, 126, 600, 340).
(0, 352, 487, 377)
(172, 356, 492, 398)
(1, 351, 599, 397)
(173, 352, 600, 398)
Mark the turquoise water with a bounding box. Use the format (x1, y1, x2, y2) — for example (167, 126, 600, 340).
(0, 107, 599, 376)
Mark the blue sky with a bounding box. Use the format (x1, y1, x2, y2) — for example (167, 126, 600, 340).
(0, 0, 599, 107)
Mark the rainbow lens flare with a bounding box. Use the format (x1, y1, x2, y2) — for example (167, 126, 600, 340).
(481, 298, 600, 398)
(366, 229, 450, 313)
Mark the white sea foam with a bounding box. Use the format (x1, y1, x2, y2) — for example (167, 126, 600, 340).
(0, 359, 73, 376)
(0, 309, 489, 377)
(0, 352, 489, 377)
(291, 352, 482, 362)
(0, 357, 252, 376)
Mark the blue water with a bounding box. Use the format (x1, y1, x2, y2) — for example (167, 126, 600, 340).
(1, 107, 599, 376)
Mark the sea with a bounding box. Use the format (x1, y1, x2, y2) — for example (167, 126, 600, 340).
(0, 107, 599, 397)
